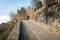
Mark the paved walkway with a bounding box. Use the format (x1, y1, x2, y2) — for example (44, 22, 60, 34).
(7, 20, 60, 40)
(19, 20, 60, 40)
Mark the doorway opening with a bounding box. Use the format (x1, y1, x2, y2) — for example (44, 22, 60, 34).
(27, 16, 29, 19)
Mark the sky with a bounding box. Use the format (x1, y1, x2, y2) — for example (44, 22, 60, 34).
(0, 0, 32, 24)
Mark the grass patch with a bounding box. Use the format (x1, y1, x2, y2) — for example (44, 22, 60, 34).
(0, 22, 13, 40)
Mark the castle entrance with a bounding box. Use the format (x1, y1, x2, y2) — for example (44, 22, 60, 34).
(27, 16, 29, 19)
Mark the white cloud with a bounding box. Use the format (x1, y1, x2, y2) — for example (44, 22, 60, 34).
(0, 15, 10, 24)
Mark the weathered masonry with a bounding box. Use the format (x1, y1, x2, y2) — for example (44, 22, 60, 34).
(26, 8, 36, 19)
(10, 0, 60, 25)
(33, 0, 60, 25)
(43, 0, 59, 7)
(17, 7, 27, 20)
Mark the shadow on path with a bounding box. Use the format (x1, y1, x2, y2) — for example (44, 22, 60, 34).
(18, 21, 28, 40)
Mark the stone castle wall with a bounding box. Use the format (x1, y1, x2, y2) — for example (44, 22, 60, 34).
(26, 8, 35, 19)
(17, 9, 27, 20)
(33, 0, 60, 27)
(11, 0, 60, 26)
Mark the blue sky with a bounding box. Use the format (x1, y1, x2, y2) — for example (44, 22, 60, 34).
(0, 0, 32, 15)
(0, 0, 32, 24)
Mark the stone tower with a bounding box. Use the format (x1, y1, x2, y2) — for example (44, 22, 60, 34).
(17, 7, 27, 20)
(26, 8, 35, 19)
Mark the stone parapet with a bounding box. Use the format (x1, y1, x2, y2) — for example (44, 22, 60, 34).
(7, 21, 20, 40)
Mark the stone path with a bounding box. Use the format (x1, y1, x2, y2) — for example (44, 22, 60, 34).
(7, 20, 60, 40)
(19, 20, 60, 40)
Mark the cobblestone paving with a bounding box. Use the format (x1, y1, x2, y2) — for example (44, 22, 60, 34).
(29, 20, 60, 40)
(7, 20, 60, 40)
(19, 20, 60, 40)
